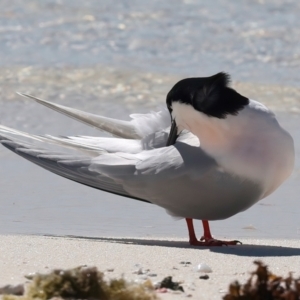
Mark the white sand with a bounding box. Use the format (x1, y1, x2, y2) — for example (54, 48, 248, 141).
(0, 235, 300, 299)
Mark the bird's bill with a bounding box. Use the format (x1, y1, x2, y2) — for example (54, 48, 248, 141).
(166, 120, 178, 146)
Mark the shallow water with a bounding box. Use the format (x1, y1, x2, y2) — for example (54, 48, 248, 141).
(0, 0, 300, 86)
(0, 0, 299, 240)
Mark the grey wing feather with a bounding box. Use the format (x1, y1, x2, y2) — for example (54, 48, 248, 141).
(17, 93, 171, 139)
(0, 130, 208, 208)
(0, 124, 174, 155)
(0, 135, 150, 203)
(0, 125, 106, 155)
(17, 93, 140, 139)
(88, 142, 217, 203)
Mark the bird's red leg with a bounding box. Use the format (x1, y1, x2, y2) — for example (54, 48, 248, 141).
(201, 220, 213, 240)
(185, 219, 242, 246)
(185, 218, 198, 245)
(185, 218, 223, 246)
(200, 220, 242, 246)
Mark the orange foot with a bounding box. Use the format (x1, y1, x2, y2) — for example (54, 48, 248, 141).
(188, 236, 241, 246)
(185, 219, 242, 247)
(199, 236, 242, 246)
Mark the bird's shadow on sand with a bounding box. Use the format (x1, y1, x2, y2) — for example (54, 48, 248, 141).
(45, 234, 300, 257)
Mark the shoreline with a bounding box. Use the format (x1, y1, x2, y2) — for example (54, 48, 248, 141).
(1, 235, 300, 299)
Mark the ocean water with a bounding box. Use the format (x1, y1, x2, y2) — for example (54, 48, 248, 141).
(0, 0, 300, 86)
(0, 0, 299, 241)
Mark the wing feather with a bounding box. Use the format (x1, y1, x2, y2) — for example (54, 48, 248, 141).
(17, 93, 171, 139)
(0, 135, 150, 203)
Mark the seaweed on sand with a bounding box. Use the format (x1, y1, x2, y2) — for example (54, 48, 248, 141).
(223, 261, 300, 300)
(3, 266, 158, 300)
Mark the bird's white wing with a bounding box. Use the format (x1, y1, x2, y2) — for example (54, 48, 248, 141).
(0, 129, 212, 207)
(0, 125, 107, 155)
(17, 93, 171, 139)
(91, 143, 216, 203)
(42, 127, 199, 154)
(0, 130, 262, 220)
(0, 122, 198, 158)
(0, 132, 201, 207)
(0, 133, 150, 203)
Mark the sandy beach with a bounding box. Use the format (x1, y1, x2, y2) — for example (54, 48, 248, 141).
(1, 1, 300, 299)
(1, 235, 300, 299)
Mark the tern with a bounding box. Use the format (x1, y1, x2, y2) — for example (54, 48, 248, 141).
(0, 72, 295, 246)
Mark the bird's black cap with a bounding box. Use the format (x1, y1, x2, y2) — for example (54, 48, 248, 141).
(166, 72, 249, 119)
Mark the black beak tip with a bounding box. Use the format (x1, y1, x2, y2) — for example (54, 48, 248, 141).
(166, 120, 178, 146)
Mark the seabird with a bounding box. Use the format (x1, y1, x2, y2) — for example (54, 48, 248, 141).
(0, 72, 294, 246)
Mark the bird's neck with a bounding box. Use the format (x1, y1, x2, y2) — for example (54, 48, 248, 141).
(172, 102, 232, 154)
(171, 101, 294, 197)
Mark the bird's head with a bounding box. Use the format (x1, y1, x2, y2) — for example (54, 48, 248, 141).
(166, 72, 249, 146)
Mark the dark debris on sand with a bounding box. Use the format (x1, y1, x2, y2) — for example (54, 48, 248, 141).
(158, 276, 184, 292)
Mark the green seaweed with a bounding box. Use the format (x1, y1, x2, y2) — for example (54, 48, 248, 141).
(223, 261, 300, 300)
(3, 266, 158, 300)
(8, 260, 299, 300)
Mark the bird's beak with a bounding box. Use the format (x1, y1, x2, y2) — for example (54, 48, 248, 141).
(166, 119, 178, 146)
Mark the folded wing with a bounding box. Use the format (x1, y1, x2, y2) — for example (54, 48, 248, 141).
(0, 130, 214, 210)
(0, 134, 150, 203)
